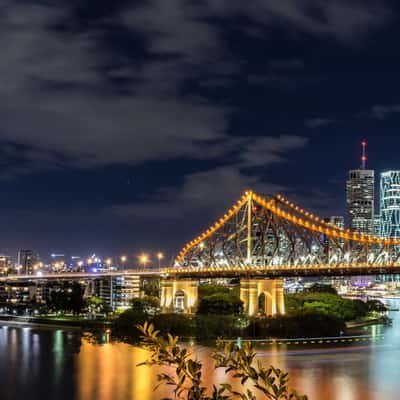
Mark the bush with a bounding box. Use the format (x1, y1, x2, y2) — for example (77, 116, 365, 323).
(285, 292, 369, 321)
(249, 312, 345, 338)
(111, 309, 148, 342)
(194, 315, 242, 339)
(152, 314, 196, 337)
(197, 293, 243, 315)
(366, 299, 388, 312)
(199, 283, 231, 297)
(131, 296, 160, 313)
(112, 309, 346, 341)
(304, 283, 337, 294)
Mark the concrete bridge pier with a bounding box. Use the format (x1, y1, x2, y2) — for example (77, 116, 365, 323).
(160, 279, 198, 314)
(240, 278, 285, 316)
(160, 277, 285, 317)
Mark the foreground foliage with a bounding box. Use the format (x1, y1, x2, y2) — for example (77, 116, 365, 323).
(137, 322, 307, 400)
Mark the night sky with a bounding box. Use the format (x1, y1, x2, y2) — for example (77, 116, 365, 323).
(1, 0, 400, 263)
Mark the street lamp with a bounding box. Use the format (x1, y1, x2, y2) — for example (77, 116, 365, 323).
(106, 258, 112, 270)
(138, 254, 149, 270)
(120, 255, 127, 270)
(157, 252, 164, 269)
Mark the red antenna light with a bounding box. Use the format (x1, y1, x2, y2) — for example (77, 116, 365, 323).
(361, 140, 367, 169)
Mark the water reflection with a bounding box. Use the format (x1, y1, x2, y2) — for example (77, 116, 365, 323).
(0, 307, 400, 400)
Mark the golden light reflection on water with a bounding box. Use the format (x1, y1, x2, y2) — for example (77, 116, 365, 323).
(0, 323, 397, 400)
(77, 340, 154, 400)
(75, 337, 380, 400)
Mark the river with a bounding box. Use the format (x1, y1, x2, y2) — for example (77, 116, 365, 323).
(0, 302, 400, 400)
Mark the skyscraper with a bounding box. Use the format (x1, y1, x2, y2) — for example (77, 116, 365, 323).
(324, 216, 345, 230)
(346, 141, 374, 234)
(380, 171, 400, 238)
(0, 255, 12, 275)
(18, 250, 39, 275)
(373, 215, 381, 237)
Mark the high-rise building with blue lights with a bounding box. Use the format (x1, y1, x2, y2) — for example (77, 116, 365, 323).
(380, 171, 400, 238)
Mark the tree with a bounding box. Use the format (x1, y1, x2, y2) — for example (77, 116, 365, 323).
(87, 296, 111, 316)
(48, 282, 85, 316)
(199, 283, 231, 297)
(137, 322, 307, 400)
(366, 299, 388, 312)
(197, 293, 243, 315)
(142, 278, 160, 297)
(285, 292, 369, 321)
(49, 289, 69, 314)
(131, 296, 160, 313)
(70, 282, 85, 315)
(304, 284, 337, 295)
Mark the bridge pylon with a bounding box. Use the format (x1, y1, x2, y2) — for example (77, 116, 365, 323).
(160, 279, 198, 314)
(240, 278, 285, 316)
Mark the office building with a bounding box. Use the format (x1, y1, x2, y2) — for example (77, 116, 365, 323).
(373, 215, 381, 237)
(17, 250, 39, 275)
(346, 141, 374, 234)
(380, 171, 400, 238)
(0, 255, 12, 275)
(324, 216, 345, 230)
(92, 276, 140, 310)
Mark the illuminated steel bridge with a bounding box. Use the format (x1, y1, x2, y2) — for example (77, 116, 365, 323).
(164, 190, 400, 278)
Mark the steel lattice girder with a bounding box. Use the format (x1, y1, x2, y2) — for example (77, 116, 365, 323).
(175, 191, 400, 270)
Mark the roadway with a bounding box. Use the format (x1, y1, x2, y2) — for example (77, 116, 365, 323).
(3, 263, 400, 281)
(0, 269, 162, 281)
(162, 264, 400, 278)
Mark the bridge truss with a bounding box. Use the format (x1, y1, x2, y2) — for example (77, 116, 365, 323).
(170, 191, 400, 275)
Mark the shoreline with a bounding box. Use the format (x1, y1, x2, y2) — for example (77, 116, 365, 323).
(0, 314, 388, 341)
(0, 318, 387, 348)
(0, 319, 82, 330)
(0, 315, 110, 331)
(346, 317, 389, 328)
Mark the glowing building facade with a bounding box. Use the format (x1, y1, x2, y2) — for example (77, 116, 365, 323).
(346, 141, 374, 234)
(380, 171, 400, 238)
(346, 169, 375, 234)
(17, 249, 39, 275)
(373, 215, 381, 237)
(324, 216, 345, 230)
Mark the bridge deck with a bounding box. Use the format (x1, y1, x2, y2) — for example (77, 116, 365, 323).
(163, 265, 400, 278)
(0, 270, 161, 281)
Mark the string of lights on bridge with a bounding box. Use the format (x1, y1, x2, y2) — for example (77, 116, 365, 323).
(175, 190, 400, 266)
(163, 262, 400, 276)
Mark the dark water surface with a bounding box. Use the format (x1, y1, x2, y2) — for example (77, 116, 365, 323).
(1, 302, 400, 400)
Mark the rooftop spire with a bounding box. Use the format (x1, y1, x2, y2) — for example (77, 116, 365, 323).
(361, 140, 367, 169)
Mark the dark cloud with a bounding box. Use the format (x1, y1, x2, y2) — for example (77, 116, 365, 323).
(0, 0, 390, 177)
(371, 104, 400, 119)
(112, 135, 309, 219)
(113, 165, 287, 220)
(268, 59, 305, 70)
(305, 118, 336, 128)
(207, 0, 389, 41)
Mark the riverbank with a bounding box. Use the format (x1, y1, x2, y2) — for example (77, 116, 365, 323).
(346, 316, 390, 328)
(111, 310, 349, 342)
(0, 314, 111, 330)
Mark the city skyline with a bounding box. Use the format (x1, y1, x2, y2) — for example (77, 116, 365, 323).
(2, 1, 400, 258)
(4, 3, 400, 400)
